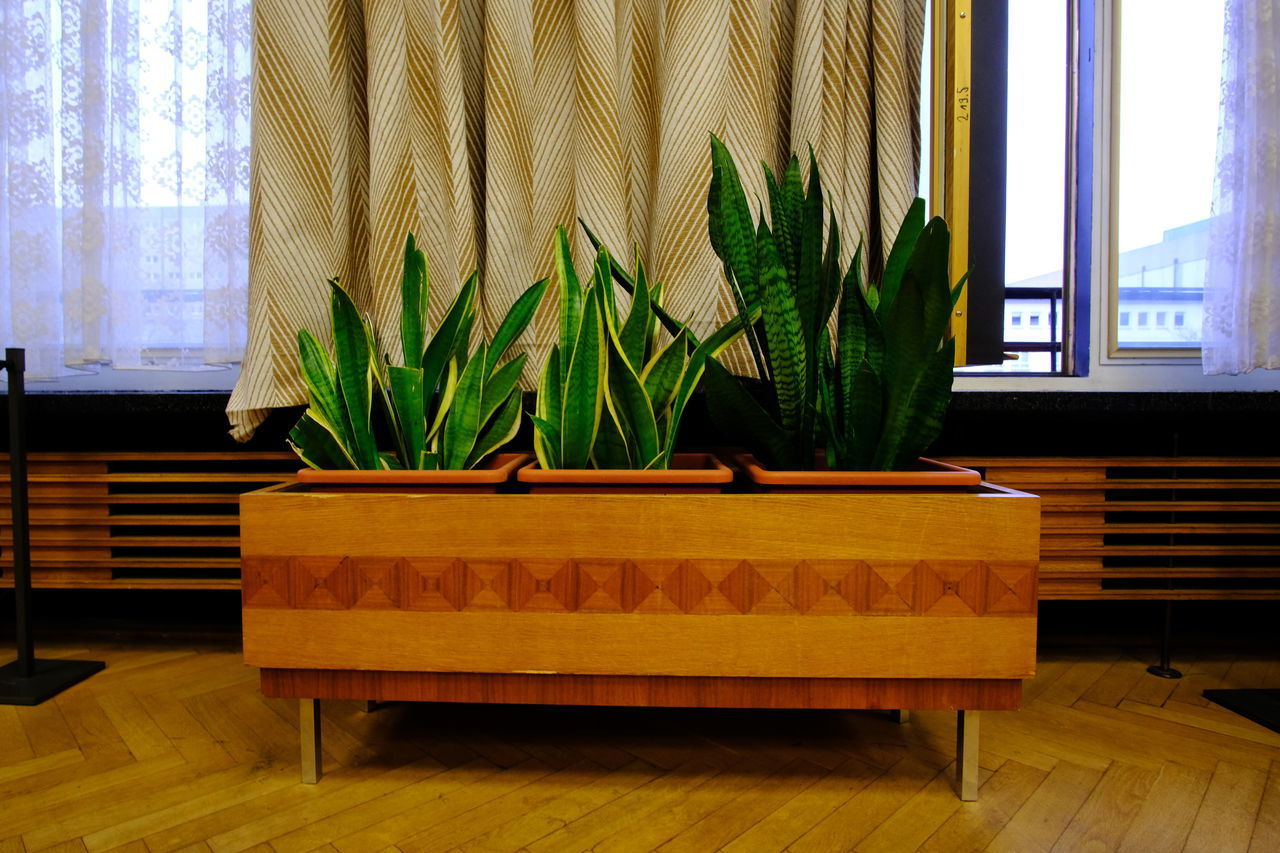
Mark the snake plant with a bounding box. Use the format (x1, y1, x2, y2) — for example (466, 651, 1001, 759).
(703, 135, 966, 471)
(531, 226, 742, 470)
(289, 234, 549, 470)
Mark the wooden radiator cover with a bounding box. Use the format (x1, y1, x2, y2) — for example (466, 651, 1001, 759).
(0, 452, 295, 589)
(3, 453, 1278, 600)
(949, 457, 1280, 600)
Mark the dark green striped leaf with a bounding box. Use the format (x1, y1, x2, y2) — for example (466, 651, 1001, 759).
(756, 224, 807, 432)
(879, 197, 926, 314)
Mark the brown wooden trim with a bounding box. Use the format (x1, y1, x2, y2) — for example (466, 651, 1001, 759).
(259, 669, 1024, 710)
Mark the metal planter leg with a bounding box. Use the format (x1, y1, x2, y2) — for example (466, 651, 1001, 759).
(300, 698, 322, 784)
(956, 710, 979, 801)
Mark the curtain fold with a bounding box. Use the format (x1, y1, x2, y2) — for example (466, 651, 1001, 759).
(1203, 0, 1280, 375)
(229, 0, 925, 439)
(0, 0, 251, 379)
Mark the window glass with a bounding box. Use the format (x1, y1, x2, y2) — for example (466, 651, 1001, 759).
(1113, 0, 1225, 350)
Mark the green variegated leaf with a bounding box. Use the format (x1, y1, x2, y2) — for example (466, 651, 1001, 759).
(400, 234, 428, 367)
(466, 391, 522, 469)
(479, 355, 527, 425)
(607, 345, 659, 468)
(388, 365, 425, 468)
(295, 329, 347, 451)
(594, 384, 633, 469)
(422, 272, 476, 406)
(487, 277, 549, 371)
(560, 285, 604, 469)
(530, 414, 561, 470)
(441, 343, 488, 469)
(328, 280, 380, 469)
(618, 253, 651, 370)
(288, 411, 356, 470)
(594, 248, 619, 331)
(640, 330, 687, 414)
(427, 358, 459, 444)
(554, 226, 583, 378)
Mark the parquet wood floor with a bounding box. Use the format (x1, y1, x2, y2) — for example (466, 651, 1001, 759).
(2, 639, 1279, 852)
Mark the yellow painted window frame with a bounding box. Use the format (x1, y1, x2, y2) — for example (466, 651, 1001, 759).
(930, 0, 972, 366)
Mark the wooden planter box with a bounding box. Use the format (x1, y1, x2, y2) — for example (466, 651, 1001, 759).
(241, 481, 1039, 797)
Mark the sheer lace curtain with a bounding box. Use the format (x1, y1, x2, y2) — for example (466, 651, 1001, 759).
(0, 0, 251, 379)
(1202, 0, 1280, 375)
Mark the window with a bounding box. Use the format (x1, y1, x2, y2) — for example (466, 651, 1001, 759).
(1119, 312, 1130, 326)
(1, 0, 249, 383)
(1109, 0, 1224, 355)
(1012, 313, 1023, 326)
(1030, 314, 1042, 327)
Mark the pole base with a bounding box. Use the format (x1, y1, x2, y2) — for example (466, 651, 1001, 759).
(1146, 664, 1183, 679)
(0, 658, 105, 706)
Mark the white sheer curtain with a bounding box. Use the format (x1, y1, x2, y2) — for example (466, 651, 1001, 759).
(1202, 0, 1280, 375)
(0, 0, 251, 379)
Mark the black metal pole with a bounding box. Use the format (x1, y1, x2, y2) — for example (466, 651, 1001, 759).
(1147, 600, 1182, 679)
(0, 346, 104, 704)
(7, 348, 34, 678)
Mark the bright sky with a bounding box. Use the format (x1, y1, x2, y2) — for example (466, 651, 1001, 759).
(1004, 0, 1068, 283)
(1116, 0, 1224, 252)
(1003, 0, 1224, 283)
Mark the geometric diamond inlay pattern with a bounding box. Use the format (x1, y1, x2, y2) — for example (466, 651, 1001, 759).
(240, 556, 1038, 616)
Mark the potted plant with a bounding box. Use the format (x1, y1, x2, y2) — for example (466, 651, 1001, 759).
(288, 234, 548, 490)
(702, 135, 980, 489)
(516, 227, 738, 492)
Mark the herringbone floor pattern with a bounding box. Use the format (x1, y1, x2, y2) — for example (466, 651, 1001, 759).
(2, 640, 1279, 852)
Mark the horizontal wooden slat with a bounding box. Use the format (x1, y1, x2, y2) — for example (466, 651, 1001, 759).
(996, 479, 1280, 490)
(947, 456, 1280, 467)
(0, 577, 239, 590)
(1, 473, 299, 483)
(1040, 502, 1280, 511)
(0, 494, 243, 505)
(0, 515, 238, 526)
(1041, 524, 1280, 535)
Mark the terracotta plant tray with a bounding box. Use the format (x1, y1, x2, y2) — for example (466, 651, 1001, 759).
(734, 454, 982, 489)
(295, 452, 529, 492)
(517, 452, 733, 493)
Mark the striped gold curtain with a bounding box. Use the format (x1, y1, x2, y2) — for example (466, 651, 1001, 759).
(227, 0, 926, 439)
